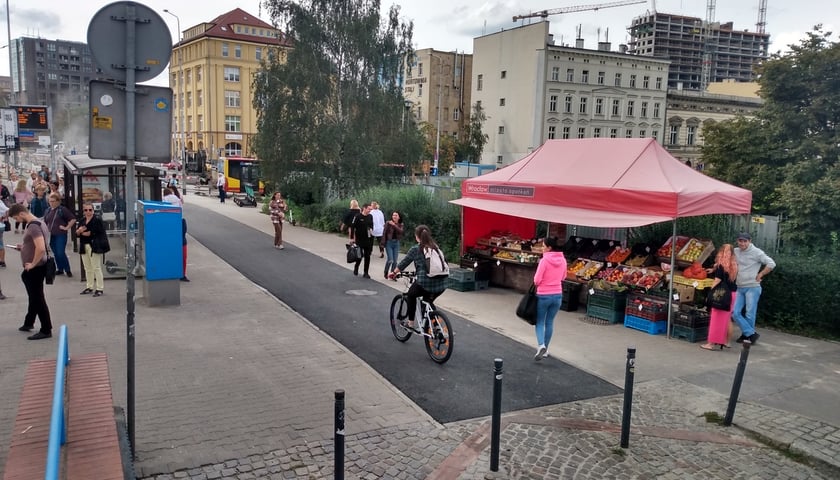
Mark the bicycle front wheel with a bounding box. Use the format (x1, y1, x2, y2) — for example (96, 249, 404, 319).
(389, 294, 412, 342)
(424, 309, 454, 363)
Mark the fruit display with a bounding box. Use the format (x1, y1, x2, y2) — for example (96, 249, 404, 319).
(597, 266, 626, 284)
(625, 254, 652, 267)
(656, 236, 689, 259)
(682, 261, 707, 279)
(606, 246, 632, 264)
(678, 238, 712, 263)
(579, 261, 604, 280)
(636, 272, 662, 290)
(493, 250, 516, 260)
(567, 259, 587, 275)
(621, 268, 644, 285)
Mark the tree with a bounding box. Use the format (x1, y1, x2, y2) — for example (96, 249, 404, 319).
(418, 122, 456, 173)
(459, 102, 489, 163)
(701, 27, 840, 250)
(253, 0, 423, 200)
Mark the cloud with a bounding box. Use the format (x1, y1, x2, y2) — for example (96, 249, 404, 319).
(9, 8, 64, 37)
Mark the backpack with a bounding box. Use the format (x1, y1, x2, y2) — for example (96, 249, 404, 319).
(0, 184, 9, 201)
(424, 247, 449, 278)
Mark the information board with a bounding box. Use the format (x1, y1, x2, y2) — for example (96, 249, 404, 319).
(12, 105, 50, 130)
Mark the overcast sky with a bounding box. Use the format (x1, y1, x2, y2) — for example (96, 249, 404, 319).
(0, 0, 835, 86)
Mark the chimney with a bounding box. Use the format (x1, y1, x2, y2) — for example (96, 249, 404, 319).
(575, 38, 584, 48)
(547, 33, 555, 45)
(598, 41, 611, 51)
(619, 44, 628, 53)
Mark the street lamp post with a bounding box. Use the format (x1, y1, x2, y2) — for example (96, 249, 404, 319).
(164, 9, 186, 193)
(429, 53, 444, 176)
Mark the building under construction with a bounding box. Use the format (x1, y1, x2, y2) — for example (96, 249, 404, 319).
(627, 12, 770, 91)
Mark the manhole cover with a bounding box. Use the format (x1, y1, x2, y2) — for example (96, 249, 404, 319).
(346, 289, 378, 296)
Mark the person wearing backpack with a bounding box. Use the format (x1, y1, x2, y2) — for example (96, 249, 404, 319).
(388, 225, 448, 331)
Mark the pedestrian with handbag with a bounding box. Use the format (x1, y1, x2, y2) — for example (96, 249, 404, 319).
(7, 203, 52, 339)
(269, 191, 287, 249)
(349, 203, 374, 278)
(76, 202, 109, 297)
(532, 237, 567, 361)
(701, 244, 738, 350)
(43, 193, 76, 277)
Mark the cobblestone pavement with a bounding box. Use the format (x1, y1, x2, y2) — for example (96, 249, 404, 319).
(142, 379, 839, 479)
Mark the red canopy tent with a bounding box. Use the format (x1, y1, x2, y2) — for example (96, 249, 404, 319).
(451, 138, 752, 248)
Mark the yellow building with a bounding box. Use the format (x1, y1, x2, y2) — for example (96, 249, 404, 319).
(169, 8, 289, 164)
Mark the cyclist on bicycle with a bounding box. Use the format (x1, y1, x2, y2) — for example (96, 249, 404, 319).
(388, 225, 447, 331)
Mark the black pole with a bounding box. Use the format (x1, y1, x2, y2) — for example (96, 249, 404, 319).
(490, 358, 503, 472)
(334, 390, 345, 480)
(723, 341, 752, 426)
(620, 346, 636, 448)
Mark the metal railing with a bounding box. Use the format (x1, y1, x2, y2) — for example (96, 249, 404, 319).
(45, 324, 69, 480)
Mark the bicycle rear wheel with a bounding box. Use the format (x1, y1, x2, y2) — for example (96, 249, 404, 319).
(424, 309, 454, 363)
(389, 294, 412, 342)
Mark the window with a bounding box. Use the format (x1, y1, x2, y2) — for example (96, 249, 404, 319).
(224, 67, 240, 82)
(476, 74, 483, 91)
(186, 92, 192, 108)
(496, 155, 504, 165)
(625, 129, 633, 138)
(595, 98, 604, 115)
(225, 142, 242, 156)
(630, 74, 636, 87)
(453, 108, 460, 121)
(222, 43, 229, 57)
(581, 70, 589, 83)
(548, 125, 556, 139)
(562, 127, 570, 139)
(256, 47, 262, 61)
(643, 76, 650, 88)
(612, 99, 620, 116)
(234, 44, 241, 58)
(669, 125, 679, 144)
(641, 101, 648, 117)
(225, 90, 240, 107)
(549, 95, 558, 112)
(579, 97, 587, 114)
(609, 128, 618, 138)
(418, 84, 423, 97)
(577, 127, 586, 139)
(418, 63, 423, 75)
(498, 126, 505, 134)
(186, 70, 191, 84)
(499, 98, 505, 106)
(639, 129, 646, 138)
(198, 115, 204, 131)
(626, 100, 634, 116)
(500, 70, 506, 79)
(551, 66, 560, 81)
(563, 95, 572, 113)
(614, 73, 621, 86)
(197, 90, 203, 107)
(417, 106, 422, 118)
(593, 127, 601, 138)
(652, 130, 658, 141)
(566, 68, 574, 82)
(687, 126, 696, 145)
(225, 115, 241, 132)
(196, 66, 202, 82)
(653, 102, 661, 118)
(597, 71, 605, 85)
(187, 116, 192, 131)
(656, 77, 663, 89)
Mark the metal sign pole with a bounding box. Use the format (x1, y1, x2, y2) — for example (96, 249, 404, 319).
(124, 4, 138, 459)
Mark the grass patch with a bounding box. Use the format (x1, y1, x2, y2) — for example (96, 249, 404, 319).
(702, 411, 724, 425)
(610, 447, 627, 456)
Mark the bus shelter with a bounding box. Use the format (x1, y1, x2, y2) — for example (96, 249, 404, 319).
(62, 154, 163, 279)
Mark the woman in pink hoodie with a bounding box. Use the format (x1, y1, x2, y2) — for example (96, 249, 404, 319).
(532, 236, 568, 361)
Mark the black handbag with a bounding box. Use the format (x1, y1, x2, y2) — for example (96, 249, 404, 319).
(91, 233, 111, 254)
(44, 253, 57, 285)
(346, 243, 361, 263)
(706, 282, 732, 311)
(516, 284, 539, 325)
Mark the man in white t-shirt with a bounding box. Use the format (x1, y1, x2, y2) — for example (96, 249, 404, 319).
(370, 201, 385, 258)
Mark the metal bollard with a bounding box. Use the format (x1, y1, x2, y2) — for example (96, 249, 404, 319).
(334, 390, 345, 480)
(620, 347, 636, 448)
(723, 341, 752, 426)
(490, 358, 503, 472)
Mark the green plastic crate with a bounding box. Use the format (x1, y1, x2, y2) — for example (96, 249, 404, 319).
(670, 324, 709, 343)
(448, 267, 476, 283)
(588, 289, 628, 310)
(586, 304, 624, 324)
(446, 278, 475, 292)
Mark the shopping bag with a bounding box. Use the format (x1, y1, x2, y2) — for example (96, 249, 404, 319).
(346, 243, 362, 263)
(706, 282, 732, 311)
(516, 284, 538, 325)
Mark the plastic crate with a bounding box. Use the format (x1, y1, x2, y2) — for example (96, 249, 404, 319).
(624, 314, 668, 335)
(475, 280, 490, 290)
(670, 324, 709, 343)
(588, 289, 628, 310)
(560, 298, 579, 312)
(673, 309, 711, 328)
(448, 267, 476, 283)
(446, 278, 475, 292)
(586, 304, 625, 324)
(624, 305, 666, 321)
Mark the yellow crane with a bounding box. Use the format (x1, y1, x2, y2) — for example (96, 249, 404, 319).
(512, 0, 647, 22)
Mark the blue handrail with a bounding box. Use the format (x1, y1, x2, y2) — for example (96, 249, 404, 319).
(45, 325, 69, 480)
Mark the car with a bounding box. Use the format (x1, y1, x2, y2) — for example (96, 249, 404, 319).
(163, 161, 182, 171)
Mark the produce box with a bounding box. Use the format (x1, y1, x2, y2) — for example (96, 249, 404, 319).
(578, 261, 604, 280)
(676, 238, 715, 267)
(673, 308, 711, 328)
(625, 294, 668, 321)
(672, 283, 696, 303)
(670, 324, 709, 343)
(587, 304, 625, 324)
(605, 246, 632, 264)
(475, 280, 490, 290)
(625, 254, 654, 267)
(588, 288, 629, 310)
(655, 236, 690, 264)
(567, 258, 588, 276)
(624, 314, 668, 335)
(634, 271, 663, 291)
(672, 274, 715, 290)
(595, 266, 626, 284)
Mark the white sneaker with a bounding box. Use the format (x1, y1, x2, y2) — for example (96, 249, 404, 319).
(535, 345, 547, 361)
(542, 351, 550, 358)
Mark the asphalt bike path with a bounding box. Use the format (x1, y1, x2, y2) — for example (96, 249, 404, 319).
(184, 205, 621, 423)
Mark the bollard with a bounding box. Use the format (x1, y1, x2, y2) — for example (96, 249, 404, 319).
(723, 341, 752, 426)
(490, 358, 503, 472)
(334, 390, 345, 480)
(620, 346, 636, 448)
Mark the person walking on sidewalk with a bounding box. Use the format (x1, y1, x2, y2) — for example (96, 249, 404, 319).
(349, 203, 374, 278)
(370, 201, 385, 258)
(269, 191, 288, 249)
(216, 174, 227, 203)
(76, 202, 108, 297)
(0, 199, 8, 269)
(44, 193, 76, 277)
(732, 232, 775, 345)
(381, 211, 404, 279)
(8, 203, 52, 339)
(701, 244, 738, 351)
(532, 237, 567, 361)
(340, 199, 360, 240)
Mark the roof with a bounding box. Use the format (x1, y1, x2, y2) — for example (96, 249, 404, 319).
(180, 8, 290, 47)
(452, 138, 752, 228)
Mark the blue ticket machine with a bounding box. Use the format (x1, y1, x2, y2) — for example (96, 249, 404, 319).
(137, 200, 183, 306)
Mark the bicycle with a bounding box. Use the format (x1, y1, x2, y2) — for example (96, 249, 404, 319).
(389, 272, 454, 364)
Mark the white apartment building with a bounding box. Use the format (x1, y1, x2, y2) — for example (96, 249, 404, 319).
(472, 21, 671, 166)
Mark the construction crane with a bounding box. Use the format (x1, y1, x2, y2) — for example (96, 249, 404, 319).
(700, 0, 716, 91)
(512, 0, 646, 23)
(756, 0, 768, 34)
